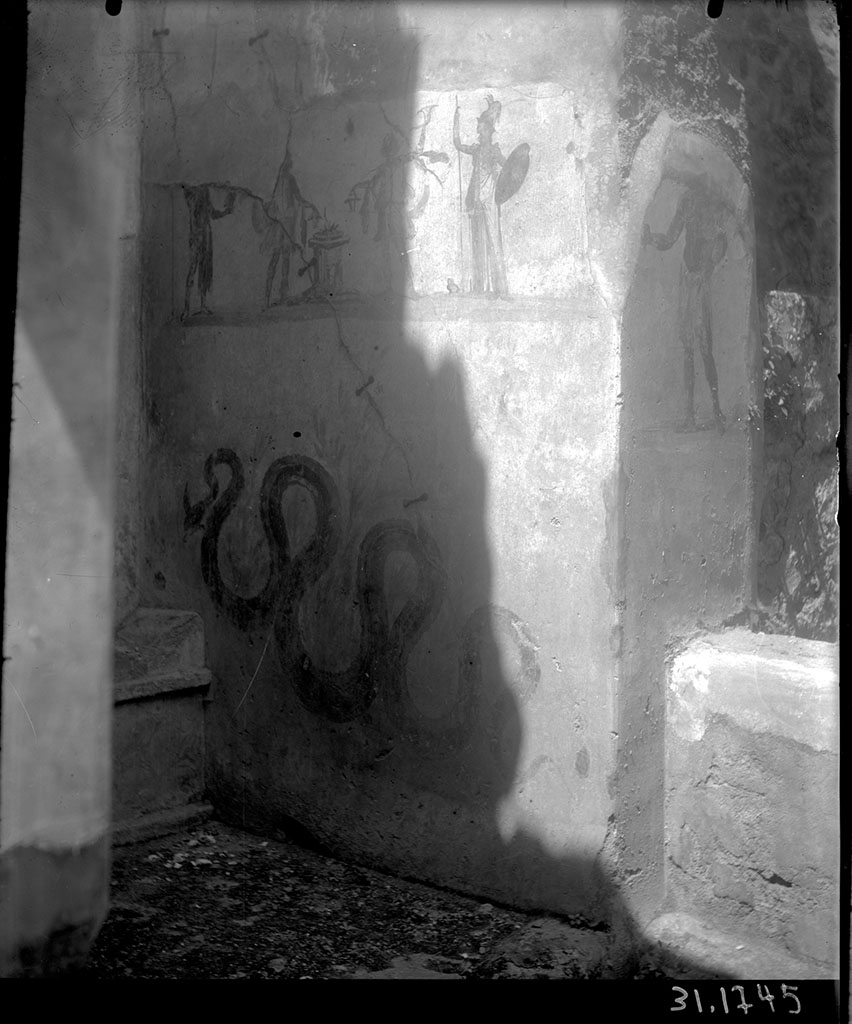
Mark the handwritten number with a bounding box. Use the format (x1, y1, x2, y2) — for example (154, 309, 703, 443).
(671, 986, 690, 1011)
(731, 986, 753, 1014)
(780, 985, 801, 1015)
(670, 983, 796, 1016)
(756, 985, 775, 1012)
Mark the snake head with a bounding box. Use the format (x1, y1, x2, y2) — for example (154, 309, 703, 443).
(182, 484, 212, 538)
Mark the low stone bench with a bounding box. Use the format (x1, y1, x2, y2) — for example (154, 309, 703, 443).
(663, 629, 838, 975)
(113, 609, 213, 844)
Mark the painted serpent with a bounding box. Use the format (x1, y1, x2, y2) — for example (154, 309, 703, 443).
(183, 448, 445, 722)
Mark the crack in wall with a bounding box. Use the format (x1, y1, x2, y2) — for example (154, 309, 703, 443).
(322, 296, 417, 494)
(152, 20, 182, 168)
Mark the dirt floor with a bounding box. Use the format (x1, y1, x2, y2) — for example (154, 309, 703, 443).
(80, 817, 661, 981)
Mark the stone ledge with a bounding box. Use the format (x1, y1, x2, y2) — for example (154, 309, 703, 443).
(164, 291, 611, 329)
(641, 912, 835, 980)
(114, 670, 212, 705)
(112, 803, 214, 848)
(668, 629, 837, 753)
(665, 629, 839, 970)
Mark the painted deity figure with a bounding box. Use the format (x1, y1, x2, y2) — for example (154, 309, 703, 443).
(261, 149, 320, 307)
(182, 185, 235, 318)
(347, 135, 419, 296)
(347, 107, 447, 297)
(453, 94, 507, 297)
(368, 132, 417, 294)
(643, 180, 728, 434)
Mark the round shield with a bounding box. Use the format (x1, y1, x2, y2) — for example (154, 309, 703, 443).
(495, 143, 530, 206)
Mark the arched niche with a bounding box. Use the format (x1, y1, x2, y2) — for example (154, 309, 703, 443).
(624, 128, 758, 436)
(612, 126, 762, 925)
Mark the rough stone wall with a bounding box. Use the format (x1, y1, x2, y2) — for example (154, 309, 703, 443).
(758, 292, 838, 640)
(668, 716, 838, 970)
(620, 1, 839, 643)
(666, 632, 838, 972)
(618, 0, 750, 187)
(620, 0, 839, 299)
(711, 1, 839, 641)
(712, 0, 838, 299)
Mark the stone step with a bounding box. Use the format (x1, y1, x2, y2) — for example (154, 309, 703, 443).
(641, 912, 835, 980)
(112, 802, 214, 848)
(113, 608, 212, 842)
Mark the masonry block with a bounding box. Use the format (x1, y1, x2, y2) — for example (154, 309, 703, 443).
(113, 609, 211, 838)
(666, 630, 838, 971)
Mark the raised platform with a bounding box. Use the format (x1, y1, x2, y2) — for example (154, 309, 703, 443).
(113, 609, 212, 845)
(641, 912, 835, 980)
(665, 630, 838, 975)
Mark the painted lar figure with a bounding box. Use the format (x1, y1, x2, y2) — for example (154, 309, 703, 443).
(182, 185, 235, 318)
(346, 109, 447, 297)
(261, 149, 320, 307)
(362, 132, 419, 295)
(643, 180, 728, 434)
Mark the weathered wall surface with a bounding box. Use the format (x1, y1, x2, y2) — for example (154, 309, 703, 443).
(758, 292, 838, 640)
(613, 1, 765, 922)
(616, 129, 761, 922)
(112, 10, 145, 627)
(620, 0, 839, 648)
(145, 304, 619, 913)
(133, 0, 769, 928)
(620, 0, 838, 297)
(667, 632, 838, 972)
(136, 0, 631, 918)
(2, 1, 126, 976)
(712, 0, 838, 300)
(710, 1, 839, 642)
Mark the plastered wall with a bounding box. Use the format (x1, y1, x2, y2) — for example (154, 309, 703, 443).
(134, 0, 762, 923)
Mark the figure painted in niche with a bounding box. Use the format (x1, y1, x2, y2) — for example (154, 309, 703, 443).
(453, 94, 529, 298)
(181, 185, 236, 318)
(260, 147, 320, 307)
(346, 106, 448, 296)
(643, 179, 728, 434)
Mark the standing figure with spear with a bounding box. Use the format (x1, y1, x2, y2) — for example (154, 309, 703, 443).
(453, 94, 530, 299)
(346, 104, 448, 297)
(453, 94, 507, 297)
(260, 140, 321, 308)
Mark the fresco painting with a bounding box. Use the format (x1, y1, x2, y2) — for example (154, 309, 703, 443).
(346, 104, 448, 297)
(642, 178, 729, 434)
(155, 82, 596, 314)
(258, 140, 321, 308)
(182, 445, 538, 757)
(453, 94, 530, 298)
(181, 186, 236, 318)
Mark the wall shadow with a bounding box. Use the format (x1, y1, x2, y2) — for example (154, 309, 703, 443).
(131, 0, 731, 981)
(14, 5, 130, 510)
(711, 0, 838, 299)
